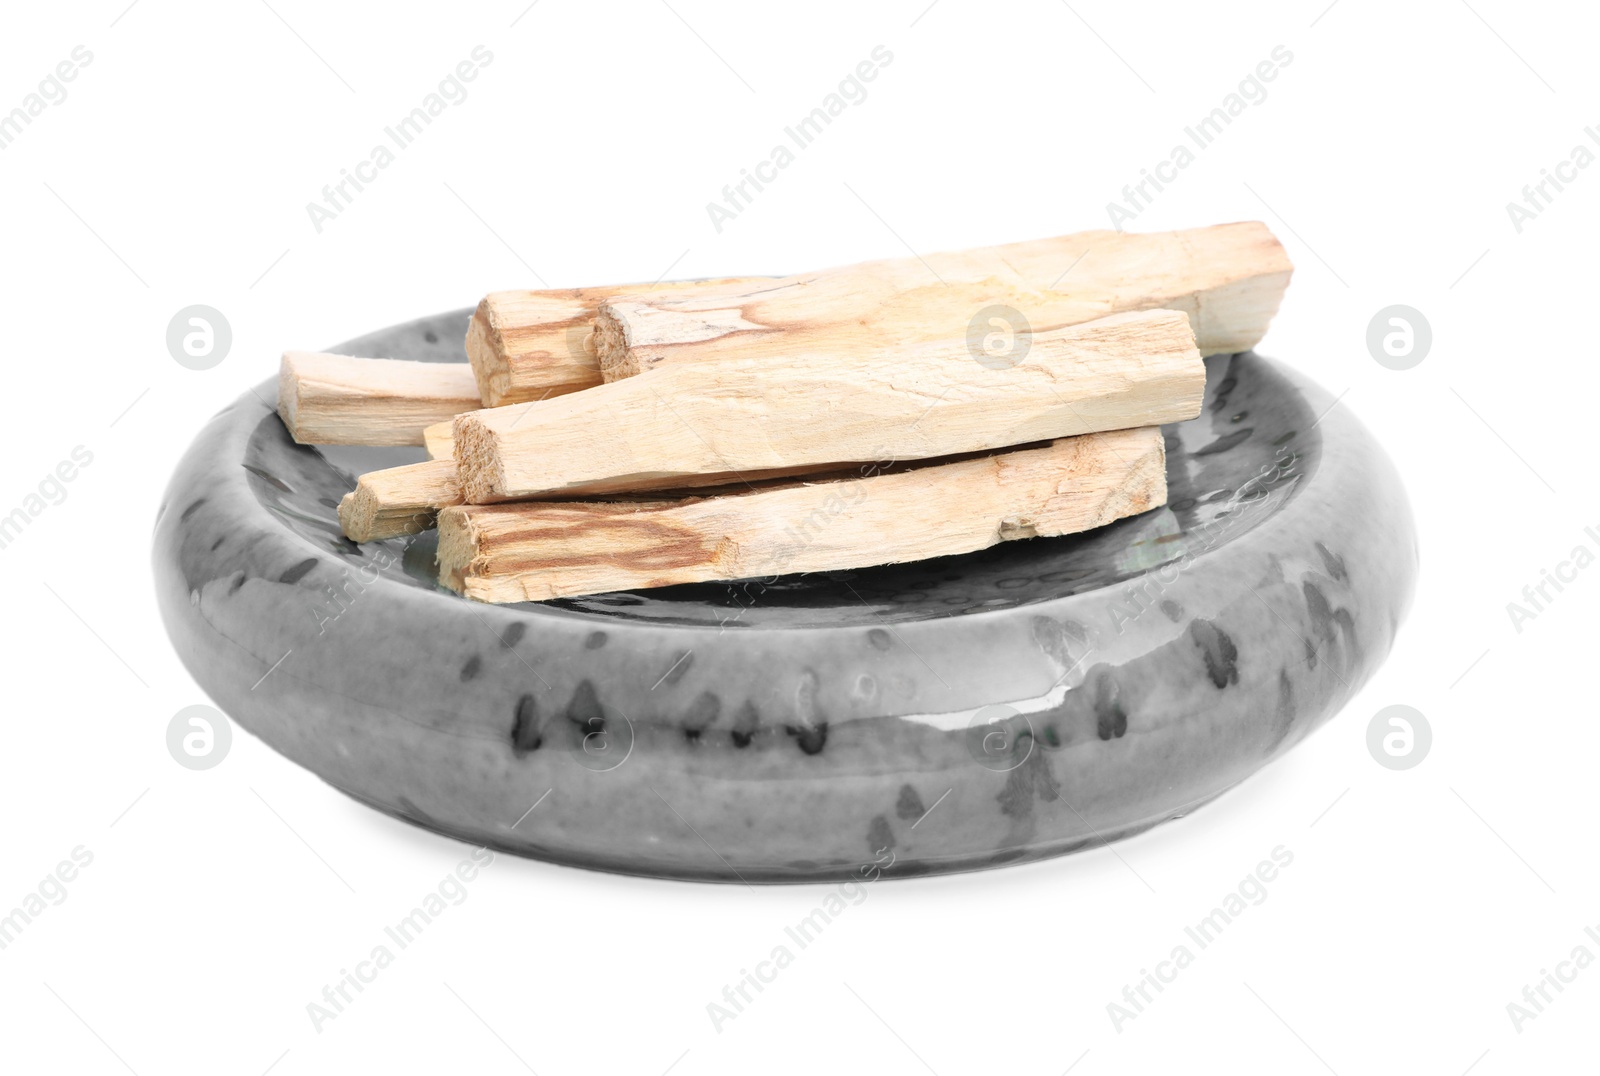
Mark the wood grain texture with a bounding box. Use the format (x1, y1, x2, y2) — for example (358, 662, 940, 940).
(337, 459, 461, 542)
(339, 442, 1000, 544)
(466, 277, 764, 406)
(592, 221, 1290, 379)
(437, 427, 1167, 603)
(277, 352, 483, 447)
(452, 309, 1203, 503)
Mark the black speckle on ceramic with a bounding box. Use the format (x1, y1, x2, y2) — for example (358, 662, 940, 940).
(1188, 620, 1240, 689)
(152, 308, 1418, 883)
(511, 695, 542, 758)
(278, 558, 318, 585)
(895, 784, 926, 820)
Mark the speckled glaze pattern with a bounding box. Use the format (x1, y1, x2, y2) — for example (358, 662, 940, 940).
(153, 308, 1418, 883)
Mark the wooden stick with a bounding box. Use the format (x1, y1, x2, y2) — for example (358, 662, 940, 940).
(592, 222, 1290, 379)
(340, 449, 897, 544)
(338, 459, 462, 542)
(423, 420, 454, 460)
(453, 308, 1202, 503)
(278, 352, 483, 447)
(438, 427, 1166, 603)
(467, 278, 765, 406)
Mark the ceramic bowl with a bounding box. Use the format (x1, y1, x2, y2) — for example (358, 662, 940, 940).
(153, 309, 1417, 883)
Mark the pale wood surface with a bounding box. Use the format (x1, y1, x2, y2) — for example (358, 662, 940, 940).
(337, 459, 461, 542)
(339, 448, 880, 544)
(452, 309, 1202, 503)
(436, 411, 865, 495)
(438, 427, 1166, 603)
(277, 352, 483, 447)
(423, 420, 454, 460)
(466, 277, 765, 406)
(592, 222, 1290, 379)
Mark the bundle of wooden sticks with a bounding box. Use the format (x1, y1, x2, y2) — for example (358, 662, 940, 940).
(277, 222, 1292, 602)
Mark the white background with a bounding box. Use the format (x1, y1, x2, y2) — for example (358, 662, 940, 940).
(1, 1, 1595, 1072)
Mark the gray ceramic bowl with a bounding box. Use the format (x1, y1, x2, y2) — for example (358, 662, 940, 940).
(153, 309, 1417, 883)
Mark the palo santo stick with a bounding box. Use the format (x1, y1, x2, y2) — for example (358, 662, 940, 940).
(423, 420, 454, 460)
(467, 277, 764, 406)
(433, 417, 839, 487)
(338, 459, 461, 542)
(438, 427, 1166, 603)
(341, 450, 874, 543)
(592, 221, 1290, 379)
(453, 309, 1202, 503)
(278, 352, 483, 447)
